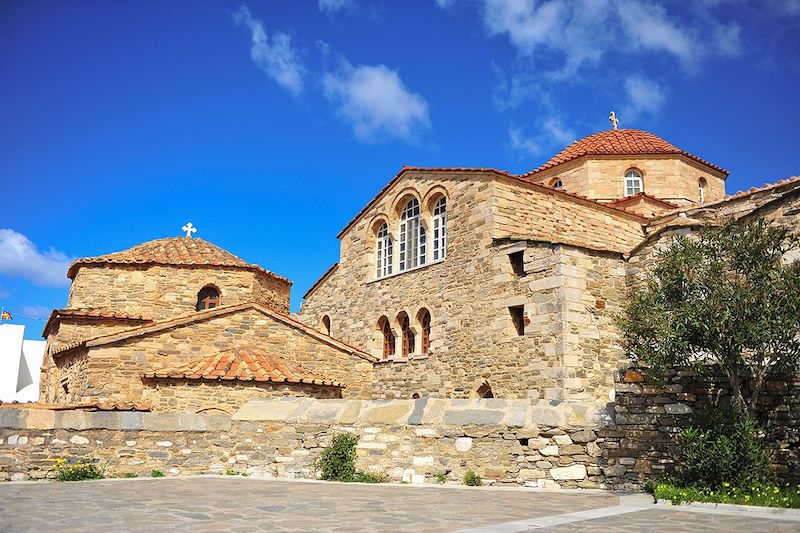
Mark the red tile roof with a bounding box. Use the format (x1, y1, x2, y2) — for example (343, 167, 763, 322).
(43, 308, 153, 338)
(521, 129, 728, 177)
(142, 347, 343, 387)
(607, 193, 681, 209)
(67, 237, 291, 283)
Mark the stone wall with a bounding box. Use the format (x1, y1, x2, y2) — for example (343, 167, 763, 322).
(46, 307, 373, 406)
(527, 156, 726, 205)
(65, 264, 290, 321)
(141, 380, 342, 414)
(0, 398, 617, 487)
(608, 368, 800, 486)
(300, 170, 638, 402)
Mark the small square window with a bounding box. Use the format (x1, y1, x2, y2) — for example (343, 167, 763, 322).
(509, 251, 525, 277)
(509, 306, 525, 336)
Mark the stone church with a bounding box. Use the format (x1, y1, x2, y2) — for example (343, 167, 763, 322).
(39, 127, 800, 413)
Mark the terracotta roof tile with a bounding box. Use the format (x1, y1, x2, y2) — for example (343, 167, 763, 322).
(521, 129, 728, 177)
(607, 193, 681, 209)
(142, 347, 344, 387)
(43, 308, 153, 338)
(67, 237, 291, 284)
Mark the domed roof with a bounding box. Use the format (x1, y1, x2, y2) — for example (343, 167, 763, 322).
(524, 129, 727, 176)
(67, 237, 289, 282)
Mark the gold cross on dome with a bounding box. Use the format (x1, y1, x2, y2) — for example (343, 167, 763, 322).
(181, 222, 197, 238)
(609, 111, 619, 130)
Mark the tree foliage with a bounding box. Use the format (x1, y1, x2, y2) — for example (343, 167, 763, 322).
(621, 219, 800, 417)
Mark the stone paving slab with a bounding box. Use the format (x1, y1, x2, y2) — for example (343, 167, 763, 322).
(0, 478, 797, 532)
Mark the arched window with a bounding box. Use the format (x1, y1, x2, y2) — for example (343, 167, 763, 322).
(399, 198, 425, 271)
(196, 286, 220, 311)
(411, 392, 420, 399)
(376, 222, 393, 278)
(321, 315, 331, 335)
(378, 316, 395, 359)
(418, 308, 431, 354)
(624, 169, 643, 196)
(550, 178, 563, 189)
(399, 312, 415, 357)
(698, 177, 707, 202)
(477, 381, 494, 398)
(432, 197, 447, 261)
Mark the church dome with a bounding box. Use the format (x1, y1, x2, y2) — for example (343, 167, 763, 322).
(67, 237, 288, 282)
(525, 129, 727, 176)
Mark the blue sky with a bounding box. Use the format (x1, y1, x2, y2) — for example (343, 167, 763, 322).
(1, 0, 799, 338)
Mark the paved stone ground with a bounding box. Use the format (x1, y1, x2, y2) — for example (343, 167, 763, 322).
(0, 478, 798, 532)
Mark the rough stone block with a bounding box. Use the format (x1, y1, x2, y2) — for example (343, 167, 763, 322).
(664, 403, 692, 415)
(455, 437, 473, 452)
(550, 464, 587, 480)
(0, 409, 22, 429)
(23, 410, 55, 429)
(570, 430, 596, 443)
(443, 409, 503, 426)
(540, 445, 559, 456)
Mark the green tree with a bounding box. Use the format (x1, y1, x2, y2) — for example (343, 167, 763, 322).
(621, 219, 800, 417)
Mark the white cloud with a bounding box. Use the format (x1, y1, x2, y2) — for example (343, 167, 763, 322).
(435, 0, 457, 8)
(509, 127, 542, 156)
(509, 117, 575, 158)
(319, 0, 356, 13)
(477, 0, 741, 75)
(233, 5, 305, 97)
(0, 229, 72, 287)
(621, 74, 667, 120)
(19, 305, 52, 320)
(323, 62, 430, 142)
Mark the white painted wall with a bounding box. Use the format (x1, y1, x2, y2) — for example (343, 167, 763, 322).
(0, 324, 45, 403)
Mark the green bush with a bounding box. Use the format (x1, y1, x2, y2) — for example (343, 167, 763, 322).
(316, 433, 358, 482)
(436, 472, 447, 484)
(53, 458, 104, 482)
(677, 408, 772, 489)
(353, 471, 388, 483)
(150, 469, 165, 478)
(464, 469, 482, 486)
(123, 473, 137, 478)
(654, 481, 800, 508)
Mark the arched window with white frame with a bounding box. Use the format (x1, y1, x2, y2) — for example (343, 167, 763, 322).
(624, 169, 643, 196)
(399, 198, 425, 271)
(698, 177, 707, 203)
(376, 222, 392, 278)
(432, 197, 447, 261)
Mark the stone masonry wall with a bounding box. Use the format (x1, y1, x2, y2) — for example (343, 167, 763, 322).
(66, 264, 290, 321)
(46, 308, 373, 406)
(301, 171, 640, 402)
(0, 398, 618, 488)
(609, 368, 800, 486)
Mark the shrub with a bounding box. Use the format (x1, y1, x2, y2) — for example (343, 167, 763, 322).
(353, 471, 388, 483)
(464, 469, 482, 486)
(316, 433, 358, 482)
(123, 473, 137, 478)
(677, 408, 772, 489)
(150, 469, 165, 478)
(436, 472, 447, 484)
(53, 458, 104, 482)
(654, 481, 800, 509)
(225, 468, 237, 476)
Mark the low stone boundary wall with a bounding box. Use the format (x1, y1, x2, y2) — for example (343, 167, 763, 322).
(610, 368, 800, 485)
(1, 398, 629, 488)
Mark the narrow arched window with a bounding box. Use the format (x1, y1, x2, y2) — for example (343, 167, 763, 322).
(432, 197, 447, 261)
(196, 286, 220, 311)
(624, 170, 643, 196)
(378, 316, 395, 359)
(399, 312, 415, 356)
(322, 315, 331, 335)
(699, 177, 707, 203)
(418, 308, 431, 354)
(399, 198, 425, 271)
(376, 222, 393, 278)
